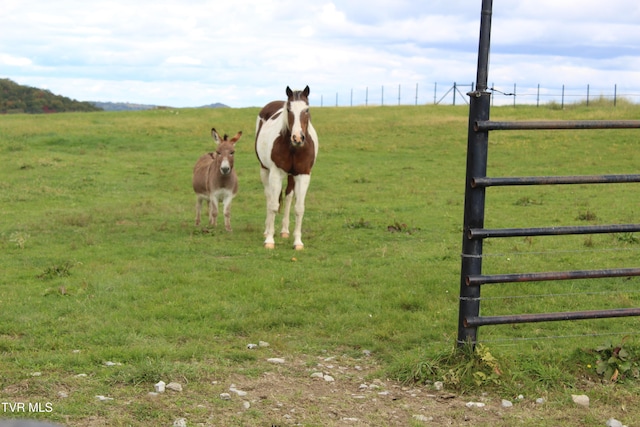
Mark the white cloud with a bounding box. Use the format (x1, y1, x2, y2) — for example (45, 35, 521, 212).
(1, 0, 639, 107)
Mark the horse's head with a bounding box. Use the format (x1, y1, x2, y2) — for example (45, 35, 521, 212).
(212, 128, 242, 176)
(285, 85, 310, 147)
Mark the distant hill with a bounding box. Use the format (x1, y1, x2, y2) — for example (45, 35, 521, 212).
(92, 101, 230, 111)
(199, 103, 230, 109)
(0, 78, 102, 114)
(90, 101, 159, 112)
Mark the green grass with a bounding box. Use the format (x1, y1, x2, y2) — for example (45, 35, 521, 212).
(1, 103, 640, 425)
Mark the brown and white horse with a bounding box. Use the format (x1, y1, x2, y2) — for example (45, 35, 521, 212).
(255, 85, 318, 249)
(192, 128, 242, 231)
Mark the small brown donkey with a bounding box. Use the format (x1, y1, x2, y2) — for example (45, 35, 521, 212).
(192, 128, 242, 230)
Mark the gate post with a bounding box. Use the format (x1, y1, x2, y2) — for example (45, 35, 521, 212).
(457, 0, 493, 347)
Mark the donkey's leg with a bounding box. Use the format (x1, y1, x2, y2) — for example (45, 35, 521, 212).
(280, 175, 295, 238)
(209, 195, 218, 227)
(263, 168, 284, 249)
(292, 174, 311, 250)
(222, 192, 234, 232)
(195, 195, 203, 226)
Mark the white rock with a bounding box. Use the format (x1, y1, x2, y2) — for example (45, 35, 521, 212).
(103, 361, 121, 367)
(434, 381, 444, 391)
(342, 418, 359, 422)
(606, 418, 624, 427)
(220, 393, 232, 400)
(154, 381, 166, 393)
(230, 387, 247, 397)
(501, 399, 513, 408)
(75, 373, 87, 378)
(378, 391, 390, 396)
(166, 382, 183, 392)
(243, 401, 251, 410)
(358, 383, 368, 390)
(147, 392, 159, 397)
(57, 391, 68, 398)
(465, 401, 486, 408)
(517, 394, 524, 400)
(571, 394, 589, 407)
(247, 343, 258, 349)
(413, 415, 434, 422)
(95, 395, 113, 401)
(259, 341, 270, 347)
(267, 358, 285, 364)
(310, 372, 324, 378)
(173, 418, 187, 427)
(323, 375, 335, 382)
(535, 397, 545, 404)
(31, 372, 42, 377)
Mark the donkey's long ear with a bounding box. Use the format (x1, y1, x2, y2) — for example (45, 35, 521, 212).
(229, 131, 242, 144)
(211, 128, 222, 145)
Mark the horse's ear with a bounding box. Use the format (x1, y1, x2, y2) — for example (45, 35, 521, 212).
(230, 131, 242, 144)
(211, 128, 222, 145)
(302, 85, 310, 97)
(286, 86, 293, 97)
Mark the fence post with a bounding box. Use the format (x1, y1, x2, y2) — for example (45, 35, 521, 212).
(381, 85, 384, 106)
(513, 83, 516, 107)
(614, 84, 617, 107)
(365, 87, 369, 106)
(562, 85, 565, 109)
(453, 82, 457, 106)
(321, 95, 323, 107)
(433, 82, 437, 105)
(416, 83, 419, 105)
(457, 0, 493, 348)
(335, 93, 338, 107)
(398, 84, 401, 106)
(350, 89, 353, 107)
(587, 84, 590, 107)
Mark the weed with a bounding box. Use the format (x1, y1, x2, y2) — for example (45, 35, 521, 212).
(37, 261, 77, 280)
(594, 338, 640, 382)
(387, 221, 420, 234)
(344, 218, 372, 229)
(616, 233, 639, 244)
(577, 210, 598, 221)
(9, 231, 30, 249)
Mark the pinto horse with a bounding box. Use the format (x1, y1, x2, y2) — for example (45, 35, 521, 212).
(255, 85, 318, 249)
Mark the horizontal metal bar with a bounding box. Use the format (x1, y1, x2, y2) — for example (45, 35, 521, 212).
(472, 174, 640, 187)
(464, 307, 640, 327)
(467, 267, 640, 286)
(475, 120, 640, 131)
(468, 224, 640, 239)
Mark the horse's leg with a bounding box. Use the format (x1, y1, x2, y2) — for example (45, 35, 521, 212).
(260, 168, 270, 236)
(264, 168, 284, 248)
(292, 174, 311, 250)
(280, 175, 295, 238)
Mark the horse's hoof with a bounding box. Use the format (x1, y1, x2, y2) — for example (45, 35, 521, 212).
(293, 244, 304, 251)
(264, 243, 275, 249)
(281, 232, 290, 239)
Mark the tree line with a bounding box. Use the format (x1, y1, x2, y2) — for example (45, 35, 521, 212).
(0, 78, 102, 114)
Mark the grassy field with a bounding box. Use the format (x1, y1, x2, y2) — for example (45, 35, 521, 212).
(1, 102, 640, 426)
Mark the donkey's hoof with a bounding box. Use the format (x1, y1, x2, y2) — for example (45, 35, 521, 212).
(281, 232, 290, 239)
(264, 242, 275, 249)
(293, 244, 304, 251)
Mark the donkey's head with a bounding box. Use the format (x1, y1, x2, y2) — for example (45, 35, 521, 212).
(285, 85, 310, 147)
(212, 128, 242, 175)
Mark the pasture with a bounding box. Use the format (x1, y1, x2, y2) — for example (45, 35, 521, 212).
(1, 102, 640, 426)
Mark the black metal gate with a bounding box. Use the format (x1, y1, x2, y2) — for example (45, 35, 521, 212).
(457, 0, 640, 346)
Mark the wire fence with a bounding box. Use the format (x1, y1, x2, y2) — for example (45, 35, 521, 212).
(316, 82, 640, 107)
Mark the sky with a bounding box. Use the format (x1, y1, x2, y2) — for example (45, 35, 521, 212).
(2, 0, 640, 108)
